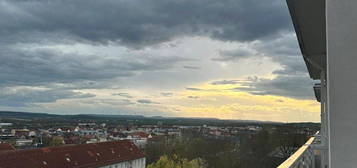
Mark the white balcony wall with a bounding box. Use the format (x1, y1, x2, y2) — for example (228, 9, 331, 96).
(327, 0, 357, 167)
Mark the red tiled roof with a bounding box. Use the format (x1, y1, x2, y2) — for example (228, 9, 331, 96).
(0, 140, 145, 168)
(129, 132, 149, 138)
(0, 143, 15, 152)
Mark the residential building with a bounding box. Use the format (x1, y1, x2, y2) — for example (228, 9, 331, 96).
(0, 140, 145, 168)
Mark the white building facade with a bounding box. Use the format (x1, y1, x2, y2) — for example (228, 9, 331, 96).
(99, 158, 146, 168)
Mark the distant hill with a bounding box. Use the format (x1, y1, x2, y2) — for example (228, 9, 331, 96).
(0, 111, 286, 126)
(83, 114, 145, 119)
(0, 111, 147, 121)
(0, 111, 60, 119)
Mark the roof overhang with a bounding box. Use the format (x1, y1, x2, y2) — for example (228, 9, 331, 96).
(313, 83, 321, 102)
(287, 0, 326, 80)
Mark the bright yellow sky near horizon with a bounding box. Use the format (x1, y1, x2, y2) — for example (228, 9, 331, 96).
(64, 75, 321, 123)
(35, 77, 320, 123)
(159, 80, 320, 123)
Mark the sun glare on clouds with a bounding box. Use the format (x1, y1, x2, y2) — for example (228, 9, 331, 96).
(160, 77, 320, 122)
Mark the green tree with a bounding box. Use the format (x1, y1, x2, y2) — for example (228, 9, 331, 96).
(147, 155, 205, 168)
(42, 136, 64, 147)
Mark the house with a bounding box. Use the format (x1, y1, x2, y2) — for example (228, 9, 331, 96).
(128, 132, 151, 139)
(127, 132, 152, 148)
(13, 129, 30, 138)
(15, 139, 33, 147)
(0, 123, 13, 128)
(0, 140, 145, 168)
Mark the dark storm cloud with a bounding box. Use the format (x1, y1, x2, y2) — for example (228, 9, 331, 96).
(214, 34, 316, 99)
(214, 34, 303, 70)
(233, 75, 315, 99)
(81, 99, 134, 106)
(211, 80, 243, 85)
(112, 93, 133, 99)
(187, 96, 200, 99)
(137, 99, 157, 104)
(0, 0, 291, 46)
(0, 0, 304, 106)
(256, 34, 308, 75)
(183, 66, 200, 70)
(0, 45, 187, 106)
(0, 87, 95, 107)
(0, 47, 187, 86)
(254, 34, 314, 99)
(161, 92, 174, 97)
(186, 87, 204, 91)
(212, 48, 254, 61)
(47, 80, 121, 90)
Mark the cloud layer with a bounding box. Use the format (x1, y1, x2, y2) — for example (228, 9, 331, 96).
(0, 86, 94, 107)
(0, 0, 291, 46)
(0, 0, 318, 121)
(213, 33, 315, 99)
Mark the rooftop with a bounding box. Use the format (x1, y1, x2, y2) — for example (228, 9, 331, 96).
(0, 143, 15, 153)
(0, 140, 145, 168)
(287, 0, 326, 80)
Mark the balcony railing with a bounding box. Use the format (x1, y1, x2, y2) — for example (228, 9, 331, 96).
(277, 137, 317, 168)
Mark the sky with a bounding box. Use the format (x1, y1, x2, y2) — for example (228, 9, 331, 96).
(0, 0, 320, 122)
